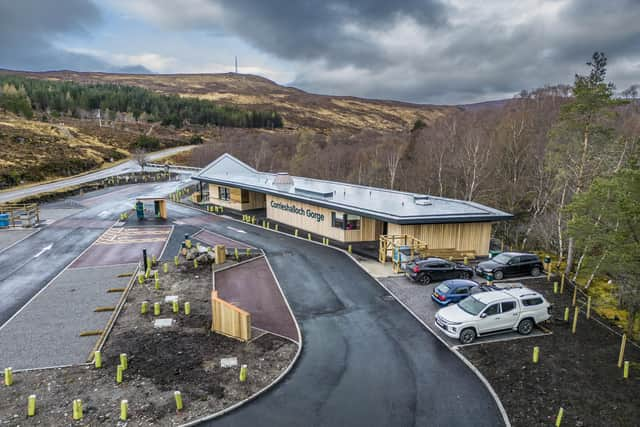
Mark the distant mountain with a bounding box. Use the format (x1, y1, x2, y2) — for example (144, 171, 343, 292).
(0, 69, 458, 131)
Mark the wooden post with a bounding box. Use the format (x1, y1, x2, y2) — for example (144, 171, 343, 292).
(618, 334, 627, 368)
(532, 346, 539, 363)
(572, 285, 577, 307)
(586, 296, 592, 319)
(560, 274, 565, 294)
(571, 307, 579, 334)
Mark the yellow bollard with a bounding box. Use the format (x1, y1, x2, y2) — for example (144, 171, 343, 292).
(246, 248, 251, 257)
(555, 407, 564, 427)
(618, 334, 627, 368)
(173, 300, 179, 313)
(186, 239, 192, 249)
(586, 296, 592, 319)
(72, 399, 83, 420)
(234, 248, 239, 260)
(116, 364, 123, 384)
(623, 361, 630, 379)
(560, 274, 565, 293)
(194, 258, 198, 269)
(463, 256, 468, 265)
(154, 302, 161, 316)
(532, 346, 539, 363)
(27, 394, 36, 417)
(547, 267, 552, 282)
(154, 270, 159, 280)
(145, 268, 150, 280)
(266, 222, 270, 229)
(155, 278, 160, 290)
(147, 256, 152, 268)
(174, 391, 183, 411)
(174, 255, 179, 266)
(553, 281, 558, 294)
(120, 353, 128, 370)
(163, 262, 168, 273)
(4, 367, 12, 386)
(563, 307, 569, 322)
(120, 400, 128, 421)
(275, 224, 279, 231)
(152, 255, 157, 265)
(94, 350, 102, 368)
(295, 229, 299, 237)
(239, 364, 248, 382)
(308, 232, 311, 240)
(138, 273, 144, 284)
(572, 306, 579, 334)
(348, 244, 352, 253)
(184, 302, 191, 315)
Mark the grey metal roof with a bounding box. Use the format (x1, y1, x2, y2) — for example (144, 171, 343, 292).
(192, 153, 513, 224)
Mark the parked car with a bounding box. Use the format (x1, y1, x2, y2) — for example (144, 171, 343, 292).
(431, 279, 479, 305)
(475, 252, 543, 280)
(434, 287, 552, 344)
(406, 258, 474, 285)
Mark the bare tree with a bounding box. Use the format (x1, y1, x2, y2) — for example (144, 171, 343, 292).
(134, 149, 147, 171)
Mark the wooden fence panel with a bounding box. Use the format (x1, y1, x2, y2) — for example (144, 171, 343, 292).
(211, 290, 251, 341)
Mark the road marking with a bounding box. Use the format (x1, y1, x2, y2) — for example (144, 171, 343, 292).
(33, 244, 52, 258)
(98, 210, 111, 219)
(226, 226, 246, 234)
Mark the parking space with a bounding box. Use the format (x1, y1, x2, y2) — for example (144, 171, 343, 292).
(379, 274, 549, 348)
(0, 264, 135, 370)
(70, 226, 171, 268)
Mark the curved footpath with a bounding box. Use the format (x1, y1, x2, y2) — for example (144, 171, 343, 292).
(194, 215, 506, 427)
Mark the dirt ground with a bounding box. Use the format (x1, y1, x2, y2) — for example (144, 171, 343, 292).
(0, 253, 298, 426)
(461, 277, 640, 427)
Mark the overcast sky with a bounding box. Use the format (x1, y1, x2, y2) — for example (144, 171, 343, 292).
(0, 0, 638, 104)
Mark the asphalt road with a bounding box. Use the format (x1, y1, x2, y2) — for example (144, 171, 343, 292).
(0, 145, 196, 204)
(188, 211, 505, 427)
(0, 180, 191, 327)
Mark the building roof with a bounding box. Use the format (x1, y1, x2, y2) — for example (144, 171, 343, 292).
(192, 153, 512, 225)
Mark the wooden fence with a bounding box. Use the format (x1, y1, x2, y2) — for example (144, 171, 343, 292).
(211, 290, 251, 341)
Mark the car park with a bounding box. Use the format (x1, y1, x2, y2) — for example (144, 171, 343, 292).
(406, 257, 474, 285)
(434, 287, 551, 344)
(475, 252, 543, 280)
(431, 279, 479, 305)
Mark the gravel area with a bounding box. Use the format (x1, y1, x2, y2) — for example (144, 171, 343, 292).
(0, 264, 135, 370)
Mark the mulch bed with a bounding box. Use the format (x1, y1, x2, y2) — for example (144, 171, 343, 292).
(460, 277, 640, 427)
(0, 254, 298, 426)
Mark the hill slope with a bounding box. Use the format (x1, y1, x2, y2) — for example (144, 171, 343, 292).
(0, 70, 455, 131)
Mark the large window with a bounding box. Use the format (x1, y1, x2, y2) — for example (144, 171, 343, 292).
(331, 212, 361, 230)
(218, 186, 230, 201)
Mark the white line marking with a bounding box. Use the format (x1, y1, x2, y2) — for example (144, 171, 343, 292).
(33, 243, 53, 258)
(226, 226, 246, 234)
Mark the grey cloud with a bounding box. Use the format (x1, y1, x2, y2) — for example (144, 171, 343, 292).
(0, 0, 150, 73)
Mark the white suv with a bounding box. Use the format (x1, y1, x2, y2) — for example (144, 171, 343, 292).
(435, 287, 551, 344)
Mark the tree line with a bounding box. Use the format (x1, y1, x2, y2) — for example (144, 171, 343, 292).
(0, 75, 283, 129)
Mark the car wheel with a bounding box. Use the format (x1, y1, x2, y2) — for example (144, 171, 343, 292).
(420, 274, 431, 285)
(459, 328, 476, 344)
(517, 318, 534, 335)
(459, 271, 470, 279)
(531, 267, 541, 277)
(493, 270, 504, 280)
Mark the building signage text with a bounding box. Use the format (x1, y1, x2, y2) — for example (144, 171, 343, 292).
(270, 200, 325, 222)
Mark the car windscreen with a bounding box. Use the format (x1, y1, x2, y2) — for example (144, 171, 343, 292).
(435, 284, 450, 294)
(492, 253, 512, 264)
(458, 296, 486, 315)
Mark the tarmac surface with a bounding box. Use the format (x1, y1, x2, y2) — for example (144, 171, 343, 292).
(215, 257, 298, 341)
(194, 229, 255, 249)
(0, 264, 135, 370)
(184, 208, 505, 427)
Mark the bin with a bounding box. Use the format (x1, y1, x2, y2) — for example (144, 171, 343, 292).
(0, 213, 9, 228)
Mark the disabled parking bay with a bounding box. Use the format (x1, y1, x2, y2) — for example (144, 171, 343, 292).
(380, 275, 548, 348)
(70, 226, 172, 268)
(0, 264, 135, 370)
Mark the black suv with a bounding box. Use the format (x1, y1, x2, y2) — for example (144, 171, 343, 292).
(405, 257, 474, 285)
(475, 252, 543, 280)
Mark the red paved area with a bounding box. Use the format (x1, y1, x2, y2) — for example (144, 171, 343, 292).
(70, 226, 171, 268)
(215, 257, 298, 342)
(193, 229, 254, 249)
